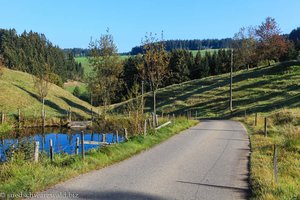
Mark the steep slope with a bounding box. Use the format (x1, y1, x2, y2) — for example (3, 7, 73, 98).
(0, 68, 97, 118)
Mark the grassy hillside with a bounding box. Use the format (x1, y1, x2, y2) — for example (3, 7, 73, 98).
(113, 60, 299, 117)
(0, 68, 98, 119)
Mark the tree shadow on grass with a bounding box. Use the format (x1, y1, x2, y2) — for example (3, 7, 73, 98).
(144, 61, 298, 114)
(58, 96, 97, 117)
(223, 93, 300, 118)
(13, 84, 66, 114)
(113, 61, 300, 115)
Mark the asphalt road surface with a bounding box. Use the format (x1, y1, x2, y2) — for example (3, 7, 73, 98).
(34, 120, 250, 200)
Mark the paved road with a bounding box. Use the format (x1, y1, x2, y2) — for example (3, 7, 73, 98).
(35, 120, 250, 200)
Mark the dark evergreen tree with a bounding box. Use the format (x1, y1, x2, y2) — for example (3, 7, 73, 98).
(73, 86, 81, 97)
(289, 27, 300, 50)
(199, 55, 210, 78)
(122, 54, 143, 91)
(191, 51, 201, 79)
(0, 29, 84, 85)
(168, 49, 191, 84)
(129, 38, 234, 55)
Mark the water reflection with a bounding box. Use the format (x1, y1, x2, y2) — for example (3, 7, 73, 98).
(0, 127, 124, 162)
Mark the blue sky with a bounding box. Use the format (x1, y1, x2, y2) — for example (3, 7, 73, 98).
(1, 0, 300, 52)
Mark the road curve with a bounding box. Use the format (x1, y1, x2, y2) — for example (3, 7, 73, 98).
(35, 120, 250, 200)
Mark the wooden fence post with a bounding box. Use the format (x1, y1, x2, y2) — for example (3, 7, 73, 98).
(152, 113, 155, 127)
(195, 110, 198, 119)
(10, 144, 15, 161)
(264, 117, 267, 137)
(18, 109, 21, 125)
(148, 118, 152, 129)
(34, 141, 39, 162)
(49, 139, 54, 162)
(102, 133, 106, 143)
(244, 109, 247, 118)
(1, 112, 4, 124)
(124, 128, 128, 141)
(75, 137, 79, 155)
(116, 130, 119, 143)
(144, 120, 147, 136)
(273, 144, 278, 183)
(254, 113, 258, 126)
(81, 131, 85, 159)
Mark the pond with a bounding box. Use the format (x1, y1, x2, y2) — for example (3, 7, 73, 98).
(0, 128, 124, 162)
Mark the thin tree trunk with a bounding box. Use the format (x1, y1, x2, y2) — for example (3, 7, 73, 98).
(153, 90, 156, 127)
(104, 100, 107, 119)
(230, 49, 233, 112)
(42, 97, 45, 127)
(141, 81, 144, 115)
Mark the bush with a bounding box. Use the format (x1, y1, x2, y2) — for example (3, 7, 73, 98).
(271, 109, 295, 125)
(49, 72, 63, 87)
(283, 124, 300, 151)
(0, 123, 12, 133)
(93, 114, 144, 136)
(4, 140, 34, 162)
(73, 86, 81, 97)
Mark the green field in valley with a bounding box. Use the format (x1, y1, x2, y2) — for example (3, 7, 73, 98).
(190, 49, 222, 56)
(75, 55, 130, 77)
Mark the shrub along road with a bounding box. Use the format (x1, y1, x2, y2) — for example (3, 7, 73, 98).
(36, 120, 250, 200)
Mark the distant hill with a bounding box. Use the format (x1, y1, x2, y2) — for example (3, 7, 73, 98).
(129, 38, 233, 55)
(64, 38, 233, 56)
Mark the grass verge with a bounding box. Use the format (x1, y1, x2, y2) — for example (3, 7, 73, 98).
(0, 117, 198, 198)
(239, 109, 300, 200)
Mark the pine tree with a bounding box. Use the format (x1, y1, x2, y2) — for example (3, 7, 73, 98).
(168, 49, 191, 83)
(73, 86, 81, 97)
(193, 51, 201, 79)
